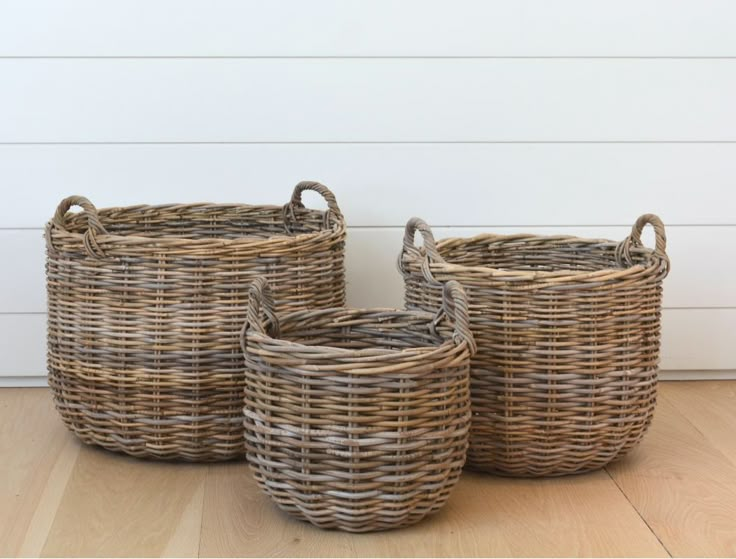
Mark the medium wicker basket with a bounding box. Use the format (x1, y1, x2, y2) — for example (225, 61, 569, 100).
(399, 215, 670, 477)
(46, 181, 346, 461)
(241, 277, 475, 532)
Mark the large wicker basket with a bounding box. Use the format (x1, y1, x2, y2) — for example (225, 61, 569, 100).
(399, 215, 670, 477)
(45, 181, 346, 461)
(241, 277, 475, 532)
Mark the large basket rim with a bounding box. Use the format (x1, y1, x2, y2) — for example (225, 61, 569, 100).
(46, 201, 346, 250)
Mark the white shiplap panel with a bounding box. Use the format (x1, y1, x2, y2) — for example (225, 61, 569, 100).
(1, 144, 734, 228)
(660, 309, 736, 371)
(3, 59, 736, 142)
(3, 225, 734, 313)
(0, 314, 45, 376)
(0, 230, 46, 313)
(0, 0, 735, 57)
(2, 309, 733, 376)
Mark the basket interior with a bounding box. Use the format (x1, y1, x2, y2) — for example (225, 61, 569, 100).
(65, 204, 331, 240)
(438, 236, 653, 272)
(275, 309, 449, 352)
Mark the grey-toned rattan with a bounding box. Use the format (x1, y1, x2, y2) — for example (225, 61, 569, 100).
(45, 182, 346, 461)
(241, 277, 475, 532)
(399, 215, 670, 477)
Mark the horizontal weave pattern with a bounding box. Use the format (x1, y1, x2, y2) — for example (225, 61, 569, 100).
(46, 182, 345, 461)
(242, 278, 474, 532)
(400, 215, 669, 477)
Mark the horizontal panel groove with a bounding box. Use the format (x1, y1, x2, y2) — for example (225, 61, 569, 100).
(8, 373, 735, 386)
(0, 312, 46, 316)
(4, 56, 736, 60)
(4, 224, 736, 231)
(4, 307, 735, 316)
(4, 141, 736, 146)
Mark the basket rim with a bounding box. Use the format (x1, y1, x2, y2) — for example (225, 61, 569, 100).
(244, 306, 471, 368)
(46, 201, 346, 248)
(404, 231, 667, 282)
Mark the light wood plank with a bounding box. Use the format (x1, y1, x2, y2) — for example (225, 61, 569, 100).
(41, 446, 206, 557)
(5, 385, 736, 556)
(4, 143, 735, 228)
(200, 462, 666, 557)
(0, 388, 79, 557)
(199, 463, 357, 558)
(662, 381, 736, 468)
(607, 384, 736, 557)
(3, 59, 736, 143)
(16, 436, 80, 557)
(1, 0, 733, 57)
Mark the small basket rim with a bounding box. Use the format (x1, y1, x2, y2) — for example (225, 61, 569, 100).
(245, 306, 467, 363)
(243, 278, 477, 367)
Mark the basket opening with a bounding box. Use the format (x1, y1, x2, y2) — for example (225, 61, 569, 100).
(438, 237, 652, 272)
(65, 205, 330, 240)
(276, 309, 449, 352)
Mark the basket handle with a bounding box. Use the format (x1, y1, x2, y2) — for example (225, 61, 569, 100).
(284, 181, 343, 231)
(53, 195, 107, 234)
(240, 277, 281, 353)
(435, 280, 476, 355)
(50, 195, 108, 258)
(616, 213, 670, 273)
(398, 217, 446, 276)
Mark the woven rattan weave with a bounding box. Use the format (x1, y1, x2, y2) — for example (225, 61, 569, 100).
(46, 182, 345, 461)
(399, 215, 670, 477)
(241, 277, 475, 532)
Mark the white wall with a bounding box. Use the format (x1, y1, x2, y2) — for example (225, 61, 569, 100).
(1, 1, 734, 385)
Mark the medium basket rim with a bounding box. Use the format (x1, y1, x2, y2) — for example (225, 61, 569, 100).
(439, 232, 663, 276)
(402, 226, 670, 284)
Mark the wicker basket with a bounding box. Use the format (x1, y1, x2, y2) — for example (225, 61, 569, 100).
(399, 215, 670, 477)
(241, 277, 475, 532)
(45, 181, 346, 461)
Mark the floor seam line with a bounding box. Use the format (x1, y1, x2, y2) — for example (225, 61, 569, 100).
(604, 467, 673, 557)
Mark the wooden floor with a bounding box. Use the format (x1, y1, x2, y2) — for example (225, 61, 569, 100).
(2, 381, 736, 558)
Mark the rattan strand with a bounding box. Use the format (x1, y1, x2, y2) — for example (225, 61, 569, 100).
(46, 181, 346, 461)
(399, 215, 670, 477)
(241, 277, 474, 532)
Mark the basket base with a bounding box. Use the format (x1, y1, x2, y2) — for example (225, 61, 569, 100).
(61, 423, 247, 463)
(464, 444, 641, 478)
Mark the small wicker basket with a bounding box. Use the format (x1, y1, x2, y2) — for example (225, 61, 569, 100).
(399, 215, 670, 477)
(241, 277, 475, 532)
(46, 181, 345, 461)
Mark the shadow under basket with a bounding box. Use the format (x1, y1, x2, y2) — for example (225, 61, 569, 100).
(399, 214, 671, 477)
(241, 277, 475, 532)
(45, 181, 346, 461)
